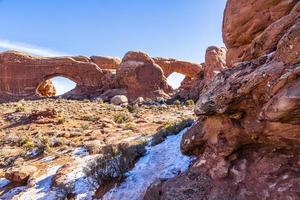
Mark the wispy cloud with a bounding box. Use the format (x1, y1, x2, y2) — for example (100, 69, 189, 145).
(0, 39, 67, 57)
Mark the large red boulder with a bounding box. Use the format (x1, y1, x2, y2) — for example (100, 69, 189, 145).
(116, 51, 170, 101)
(36, 80, 56, 97)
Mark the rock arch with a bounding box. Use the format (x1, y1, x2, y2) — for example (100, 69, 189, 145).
(0, 51, 106, 99)
(152, 57, 202, 78)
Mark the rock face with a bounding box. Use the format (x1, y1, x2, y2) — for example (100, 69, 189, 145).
(144, 1, 300, 199)
(36, 80, 56, 97)
(223, 0, 299, 66)
(203, 46, 227, 80)
(116, 51, 170, 101)
(177, 46, 227, 101)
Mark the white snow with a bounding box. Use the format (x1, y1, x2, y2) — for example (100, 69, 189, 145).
(0, 128, 193, 200)
(41, 155, 57, 163)
(73, 147, 89, 157)
(7, 165, 61, 200)
(102, 128, 194, 200)
(0, 178, 10, 188)
(66, 155, 97, 200)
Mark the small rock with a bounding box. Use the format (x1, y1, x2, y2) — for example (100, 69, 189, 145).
(5, 165, 37, 184)
(133, 97, 144, 105)
(111, 95, 128, 106)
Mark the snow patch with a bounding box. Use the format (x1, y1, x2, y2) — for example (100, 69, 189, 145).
(0, 178, 10, 188)
(102, 128, 194, 200)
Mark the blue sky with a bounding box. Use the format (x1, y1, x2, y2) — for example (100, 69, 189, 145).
(0, 0, 226, 95)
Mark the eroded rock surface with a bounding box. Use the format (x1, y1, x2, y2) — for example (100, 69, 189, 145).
(116, 51, 170, 101)
(144, 1, 300, 199)
(177, 46, 227, 101)
(0, 51, 108, 100)
(223, 0, 299, 66)
(153, 57, 202, 78)
(36, 80, 56, 97)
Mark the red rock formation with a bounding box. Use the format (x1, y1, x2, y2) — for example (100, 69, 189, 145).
(36, 80, 56, 97)
(177, 46, 227, 100)
(116, 51, 170, 101)
(223, 0, 299, 66)
(0, 51, 113, 101)
(153, 57, 202, 78)
(144, 1, 300, 199)
(90, 56, 121, 70)
(203, 46, 227, 80)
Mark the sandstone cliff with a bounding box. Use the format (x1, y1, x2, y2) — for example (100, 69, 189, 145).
(144, 1, 300, 199)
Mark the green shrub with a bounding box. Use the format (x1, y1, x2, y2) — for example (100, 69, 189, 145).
(151, 118, 194, 145)
(126, 104, 138, 113)
(15, 105, 25, 112)
(81, 115, 99, 122)
(185, 99, 195, 106)
(113, 112, 133, 124)
(81, 124, 90, 130)
(57, 118, 66, 124)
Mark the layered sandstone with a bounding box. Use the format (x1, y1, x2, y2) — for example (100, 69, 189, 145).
(36, 80, 56, 97)
(177, 46, 227, 101)
(153, 57, 202, 78)
(116, 51, 170, 101)
(90, 56, 121, 70)
(0, 51, 110, 100)
(145, 1, 300, 199)
(223, 0, 299, 66)
(0, 50, 204, 102)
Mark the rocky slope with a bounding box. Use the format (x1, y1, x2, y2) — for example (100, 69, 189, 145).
(144, 1, 300, 199)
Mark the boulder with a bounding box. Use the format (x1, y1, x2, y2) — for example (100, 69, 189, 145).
(36, 80, 56, 97)
(5, 165, 37, 184)
(133, 97, 145, 105)
(111, 95, 128, 106)
(116, 51, 170, 101)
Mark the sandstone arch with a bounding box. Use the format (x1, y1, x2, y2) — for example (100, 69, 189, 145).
(0, 51, 106, 100)
(153, 57, 202, 78)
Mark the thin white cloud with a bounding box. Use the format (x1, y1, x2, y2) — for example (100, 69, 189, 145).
(0, 39, 67, 57)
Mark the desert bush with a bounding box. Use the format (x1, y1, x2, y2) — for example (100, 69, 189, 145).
(185, 99, 195, 106)
(80, 124, 90, 130)
(126, 104, 139, 113)
(57, 118, 66, 124)
(81, 115, 99, 122)
(151, 118, 194, 145)
(124, 123, 137, 131)
(84, 142, 146, 187)
(15, 105, 25, 112)
(173, 100, 181, 106)
(113, 112, 133, 124)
